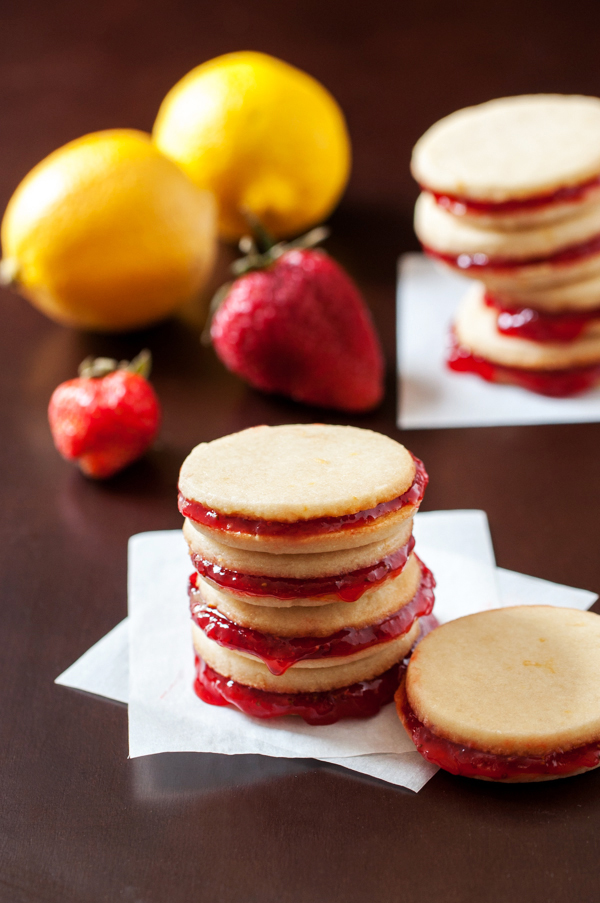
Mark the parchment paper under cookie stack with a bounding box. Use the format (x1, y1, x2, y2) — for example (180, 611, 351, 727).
(412, 94, 600, 395)
(178, 424, 434, 725)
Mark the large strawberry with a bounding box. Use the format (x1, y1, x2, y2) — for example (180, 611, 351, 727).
(209, 227, 385, 412)
(48, 350, 161, 478)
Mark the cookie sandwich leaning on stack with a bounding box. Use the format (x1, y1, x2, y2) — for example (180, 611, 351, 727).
(178, 424, 434, 725)
(412, 94, 600, 396)
(396, 606, 600, 782)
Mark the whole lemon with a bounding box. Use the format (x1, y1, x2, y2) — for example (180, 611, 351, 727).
(152, 51, 351, 241)
(1, 129, 217, 332)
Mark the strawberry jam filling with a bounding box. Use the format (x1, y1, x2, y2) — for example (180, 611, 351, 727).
(397, 683, 600, 779)
(484, 293, 600, 343)
(194, 655, 407, 725)
(422, 232, 600, 272)
(426, 174, 600, 217)
(178, 456, 428, 537)
(189, 558, 435, 675)
(190, 535, 415, 602)
(447, 329, 600, 397)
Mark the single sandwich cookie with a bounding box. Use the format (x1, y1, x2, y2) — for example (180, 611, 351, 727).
(195, 654, 407, 726)
(179, 424, 427, 553)
(191, 573, 432, 677)
(193, 618, 420, 692)
(412, 94, 600, 228)
(415, 190, 600, 291)
(482, 292, 600, 344)
(183, 516, 415, 605)
(396, 606, 600, 782)
(189, 554, 434, 675)
(449, 284, 600, 396)
(190, 551, 425, 634)
(455, 283, 600, 368)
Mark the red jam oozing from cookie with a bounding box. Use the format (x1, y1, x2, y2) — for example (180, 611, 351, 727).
(398, 685, 600, 779)
(179, 456, 428, 537)
(422, 232, 600, 272)
(426, 174, 600, 216)
(484, 293, 600, 343)
(447, 329, 600, 397)
(190, 536, 415, 603)
(194, 656, 407, 725)
(189, 559, 435, 675)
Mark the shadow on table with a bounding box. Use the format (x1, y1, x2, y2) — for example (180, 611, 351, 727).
(130, 752, 418, 801)
(130, 752, 319, 800)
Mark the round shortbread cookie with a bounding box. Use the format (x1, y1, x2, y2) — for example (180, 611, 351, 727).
(405, 606, 600, 757)
(193, 619, 420, 693)
(411, 94, 600, 202)
(415, 190, 600, 262)
(455, 283, 600, 369)
(192, 552, 422, 630)
(179, 424, 415, 520)
(183, 516, 413, 583)
(492, 270, 600, 313)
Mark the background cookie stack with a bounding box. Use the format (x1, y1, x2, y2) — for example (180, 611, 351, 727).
(412, 94, 600, 396)
(178, 423, 434, 725)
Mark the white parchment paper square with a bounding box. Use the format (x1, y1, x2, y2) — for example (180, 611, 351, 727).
(55, 619, 129, 704)
(397, 253, 600, 430)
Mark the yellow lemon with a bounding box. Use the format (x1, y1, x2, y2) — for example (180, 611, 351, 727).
(152, 51, 351, 241)
(1, 129, 217, 332)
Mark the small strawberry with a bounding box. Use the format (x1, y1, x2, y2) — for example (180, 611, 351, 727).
(208, 226, 384, 412)
(48, 349, 161, 478)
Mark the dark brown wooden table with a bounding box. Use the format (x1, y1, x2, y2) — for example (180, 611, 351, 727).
(2, 1, 600, 900)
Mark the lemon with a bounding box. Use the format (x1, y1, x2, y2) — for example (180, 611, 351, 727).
(1, 129, 217, 332)
(152, 51, 351, 241)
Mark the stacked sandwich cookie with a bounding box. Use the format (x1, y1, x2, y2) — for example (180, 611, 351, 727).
(412, 94, 600, 396)
(178, 423, 434, 725)
(396, 606, 600, 782)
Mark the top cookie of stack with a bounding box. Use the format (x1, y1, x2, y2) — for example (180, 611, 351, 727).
(179, 423, 423, 554)
(179, 424, 433, 725)
(412, 94, 600, 396)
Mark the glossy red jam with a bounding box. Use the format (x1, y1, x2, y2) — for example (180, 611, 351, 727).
(190, 558, 435, 675)
(194, 655, 407, 725)
(397, 683, 600, 780)
(447, 329, 600, 397)
(179, 456, 428, 537)
(422, 231, 600, 272)
(484, 293, 600, 343)
(426, 174, 600, 216)
(190, 536, 415, 603)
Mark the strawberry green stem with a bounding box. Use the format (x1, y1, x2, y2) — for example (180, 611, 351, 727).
(78, 348, 152, 379)
(241, 209, 276, 254)
(232, 225, 330, 276)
